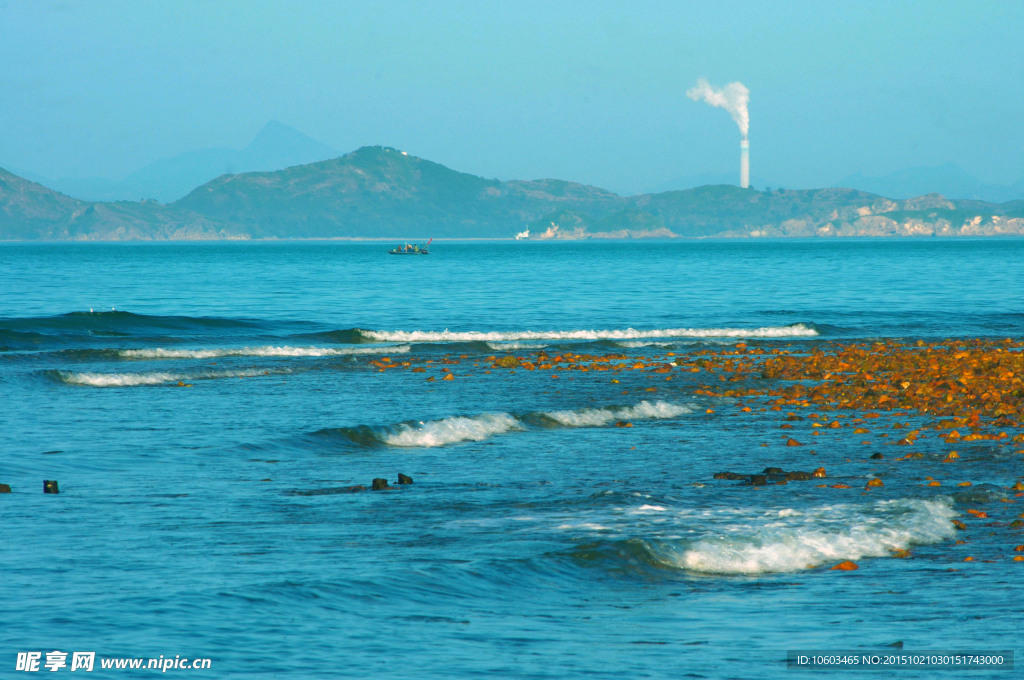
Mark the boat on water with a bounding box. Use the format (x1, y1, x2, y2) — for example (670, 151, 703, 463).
(389, 238, 432, 255)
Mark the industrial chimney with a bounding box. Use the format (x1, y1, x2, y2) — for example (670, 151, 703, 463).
(740, 135, 749, 189)
(687, 78, 751, 189)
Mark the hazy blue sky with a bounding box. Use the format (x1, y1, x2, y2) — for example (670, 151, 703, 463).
(1, 0, 1021, 194)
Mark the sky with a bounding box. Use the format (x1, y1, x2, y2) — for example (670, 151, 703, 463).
(1, 0, 1022, 195)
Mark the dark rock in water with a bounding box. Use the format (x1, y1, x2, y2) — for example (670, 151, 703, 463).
(870, 452, 885, 459)
(718, 468, 821, 485)
(372, 478, 390, 491)
(0, 483, 11, 493)
(397, 473, 413, 485)
(43, 480, 59, 494)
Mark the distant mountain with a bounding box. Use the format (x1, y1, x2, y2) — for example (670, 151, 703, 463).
(0, 168, 239, 240)
(41, 121, 339, 203)
(173, 146, 623, 238)
(2, 147, 1023, 241)
(837, 164, 1024, 203)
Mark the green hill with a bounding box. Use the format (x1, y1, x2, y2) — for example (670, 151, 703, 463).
(173, 146, 623, 238)
(3, 147, 1023, 240)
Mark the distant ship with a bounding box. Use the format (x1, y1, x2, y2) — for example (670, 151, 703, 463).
(514, 229, 529, 240)
(389, 239, 431, 254)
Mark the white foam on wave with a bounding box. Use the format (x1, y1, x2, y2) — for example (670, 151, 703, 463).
(668, 498, 956, 575)
(558, 522, 615, 531)
(632, 505, 668, 514)
(368, 400, 693, 448)
(56, 368, 287, 387)
(118, 345, 410, 360)
(381, 413, 523, 448)
(485, 341, 553, 351)
(59, 371, 186, 387)
(543, 400, 692, 427)
(363, 324, 818, 343)
(611, 340, 679, 349)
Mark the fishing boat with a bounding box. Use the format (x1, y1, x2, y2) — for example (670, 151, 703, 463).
(388, 238, 431, 255)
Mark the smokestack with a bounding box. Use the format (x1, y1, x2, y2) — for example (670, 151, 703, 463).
(740, 135, 749, 189)
(687, 78, 751, 188)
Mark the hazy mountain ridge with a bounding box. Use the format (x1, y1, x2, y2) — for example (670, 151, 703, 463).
(836, 164, 1024, 204)
(23, 121, 340, 204)
(2, 147, 1023, 241)
(0, 168, 239, 240)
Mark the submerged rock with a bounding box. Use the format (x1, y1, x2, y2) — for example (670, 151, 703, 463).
(43, 480, 59, 494)
(289, 485, 366, 496)
(715, 468, 817, 484)
(0, 483, 10, 493)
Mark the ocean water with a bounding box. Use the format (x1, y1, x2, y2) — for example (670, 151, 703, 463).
(1, 239, 1022, 678)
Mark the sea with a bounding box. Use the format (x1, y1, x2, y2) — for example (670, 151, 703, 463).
(1, 238, 1022, 678)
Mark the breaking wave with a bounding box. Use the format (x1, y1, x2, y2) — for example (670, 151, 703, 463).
(666, 498, 956, 574)
(360, 324, 818, 344)
(50, 367, 290, 387)
(635, 498, 956, 575)
(557, 498, 957, 576)
(382, 413, 523, 447)
(117, 345, 410, 360)
(315, 400, 693, 449)
(539, 401, 692, 427)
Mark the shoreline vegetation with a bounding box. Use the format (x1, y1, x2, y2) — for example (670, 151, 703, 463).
(375, 338, 1024, 569)
(3, 146, 1023, 241)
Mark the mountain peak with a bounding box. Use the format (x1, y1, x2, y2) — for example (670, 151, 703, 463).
(242, 121, 338, 166)
(244, 121, 329, 154)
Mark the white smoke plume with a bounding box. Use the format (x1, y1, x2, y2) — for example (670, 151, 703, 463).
(687, 78, 749, 137)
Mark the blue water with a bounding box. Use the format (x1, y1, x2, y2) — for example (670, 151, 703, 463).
(2, 239, 1022, 678)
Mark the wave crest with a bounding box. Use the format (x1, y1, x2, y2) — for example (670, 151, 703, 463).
(51, 367, 288, 387)
(361, 324, 818, 344)
(664, 498, 956, 575)
(542, 401, 692, 427)
(117, 345, 410, 360)
(382, 413, 523, 448)
(317, 400, 694, 449)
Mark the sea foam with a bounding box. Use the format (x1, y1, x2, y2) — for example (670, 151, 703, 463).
(332, 400, 694, 448)
(362, 324, 818, 343)
(54, 367, 288, 387)
(118, 345, 410, 360)
(666, 498, 957, 574)
(543, 400, 691, 427)
(381, 413, 523, 447)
